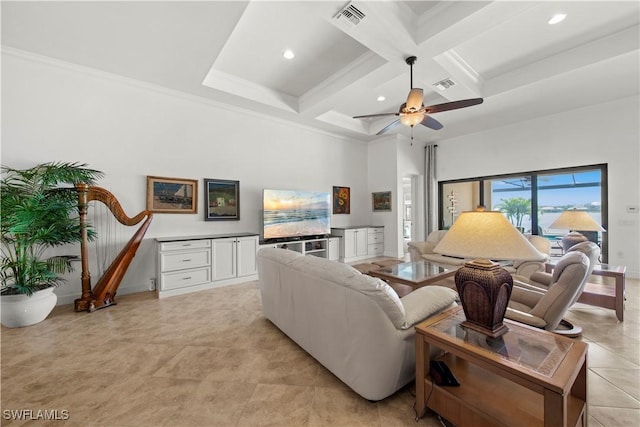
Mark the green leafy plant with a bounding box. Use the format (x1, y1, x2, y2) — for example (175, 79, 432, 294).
(1, 162, 103, 295)
(494, 197, 531, 229)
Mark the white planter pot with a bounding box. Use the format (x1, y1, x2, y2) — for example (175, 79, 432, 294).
(1, 287, 57, 328)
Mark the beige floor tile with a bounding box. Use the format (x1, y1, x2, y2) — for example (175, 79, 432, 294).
(236, 383, 314, 427)
(1, 274, 638, 427)
(588, 406, 640, 427)
(308, 386, 380, 427)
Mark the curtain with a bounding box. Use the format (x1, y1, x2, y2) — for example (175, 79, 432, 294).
(424, 144, 438, 237)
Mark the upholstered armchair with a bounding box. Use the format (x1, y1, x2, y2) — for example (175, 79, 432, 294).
(506, 251, 590, 335)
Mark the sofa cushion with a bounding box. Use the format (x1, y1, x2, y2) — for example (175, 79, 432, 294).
(400, 286, 458, 329)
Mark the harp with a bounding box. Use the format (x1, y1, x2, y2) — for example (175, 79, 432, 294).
(74, 183, 153, 312)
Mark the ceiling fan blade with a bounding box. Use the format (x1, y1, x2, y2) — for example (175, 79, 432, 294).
(376, 120, 401, 135)
(406, 88, 424, 111)
(420, 115, 443, 130)
(353, 112, 399, 119)
(425, 98, 484, 114)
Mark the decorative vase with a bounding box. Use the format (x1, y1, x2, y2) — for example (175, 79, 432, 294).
(1, 287, 57, 328)
(455, 259, 513, 338)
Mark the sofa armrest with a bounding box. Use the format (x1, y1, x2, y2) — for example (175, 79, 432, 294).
(407, 241, 436, 255)
(400, 286, 458, 330)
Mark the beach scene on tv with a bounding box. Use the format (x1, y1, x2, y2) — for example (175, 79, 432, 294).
(263, 189, 331, 240)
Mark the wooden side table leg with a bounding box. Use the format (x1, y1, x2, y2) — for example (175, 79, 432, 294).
(544, 388, 568, 427)
(615, 274, 625, 322)
(415, 334, 430, 420)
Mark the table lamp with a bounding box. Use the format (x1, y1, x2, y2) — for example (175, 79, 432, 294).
(549, 209, 605, 251)
(433, 209, 545, 337)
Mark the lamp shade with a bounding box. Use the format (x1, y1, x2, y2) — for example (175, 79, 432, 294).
(433, 211, 545, 261)
(549, 210, 605, 232)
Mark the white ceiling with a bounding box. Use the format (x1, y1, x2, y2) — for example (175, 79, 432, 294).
(2, 1, 639, 142)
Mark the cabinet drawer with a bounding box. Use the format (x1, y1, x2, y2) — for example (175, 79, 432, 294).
(368, 244, 384, 255)
(368, 233, 384, 243)
(161, 249, 211, 272)
(160, 240, 211, 251)
(161, 267, 211, 290)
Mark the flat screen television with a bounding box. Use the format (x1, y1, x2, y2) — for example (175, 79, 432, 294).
(263, 189, 331, 241)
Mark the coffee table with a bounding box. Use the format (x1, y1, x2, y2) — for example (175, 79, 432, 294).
(415, 306, 587, 427)
(368, 260, 457, 289)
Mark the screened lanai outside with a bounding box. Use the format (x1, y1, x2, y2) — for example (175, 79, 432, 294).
(438, 164, 607, 262)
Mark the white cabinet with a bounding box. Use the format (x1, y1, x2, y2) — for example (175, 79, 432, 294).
(328, 237, 340, 261)
(158, 240, 211, 292)
(331, 227, 383, 263)
(156, 233, 259, 298)
(213, 235, 259, 281)
(367, 227, 384, 256)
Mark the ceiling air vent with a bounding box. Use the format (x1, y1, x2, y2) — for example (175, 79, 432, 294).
(334, 3, 366, 27)
(433, 78, 456, 91)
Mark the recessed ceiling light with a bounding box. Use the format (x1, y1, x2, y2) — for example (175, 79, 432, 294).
(282, 49, 295, 59)
(548, 13, 566, 25)
(377, 96, 386, 102)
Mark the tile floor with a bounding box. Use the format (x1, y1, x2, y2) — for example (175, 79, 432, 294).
(1, 262, 638, 427)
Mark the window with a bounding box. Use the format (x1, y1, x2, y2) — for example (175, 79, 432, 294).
(438, 164, 607, 261)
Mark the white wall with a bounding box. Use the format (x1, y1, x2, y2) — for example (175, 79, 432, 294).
(436, 96, 640, 278)
(1, 50, 372, 303)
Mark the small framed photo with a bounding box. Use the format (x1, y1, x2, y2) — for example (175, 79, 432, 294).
(332, 186, 350, 214)
(372, 191, 392, 212)
(204, 179, 240, 221)
(146, 176, 197, 213)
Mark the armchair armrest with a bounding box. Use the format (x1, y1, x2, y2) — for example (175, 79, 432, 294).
(529, 271, 553, 288)
(505, 308, 547, 328)
(510, 285, 544, 308)
(513, 261, 545, 278)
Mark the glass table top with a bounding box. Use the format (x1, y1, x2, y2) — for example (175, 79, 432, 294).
(378, 260, 453, 282)
(427, 310, 574, 377)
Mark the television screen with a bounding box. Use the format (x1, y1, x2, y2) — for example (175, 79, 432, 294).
(263, 189, 331, 241)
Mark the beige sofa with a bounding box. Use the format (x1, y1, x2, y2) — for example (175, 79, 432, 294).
(407, 230, 551, 278)
(257, 247, 458, 401)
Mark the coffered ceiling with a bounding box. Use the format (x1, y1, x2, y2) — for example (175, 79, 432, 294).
(2, 1, 639, 142)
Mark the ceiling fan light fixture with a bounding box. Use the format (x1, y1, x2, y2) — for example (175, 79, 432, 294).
(400, 112, 424, 127)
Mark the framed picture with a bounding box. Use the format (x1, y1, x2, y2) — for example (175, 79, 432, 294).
(332, 186, 350, 214)
(146, 176, 197, 213)
(204, 179, 240, 221)
(372, 191, 392, 212)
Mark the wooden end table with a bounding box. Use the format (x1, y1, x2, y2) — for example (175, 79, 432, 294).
(547, 261, 626, 321)
(415, 306, 588, 427)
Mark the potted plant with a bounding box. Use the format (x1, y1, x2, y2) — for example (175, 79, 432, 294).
(1, 161, 103, 327)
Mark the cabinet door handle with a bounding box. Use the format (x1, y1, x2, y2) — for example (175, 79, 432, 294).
(182, 276, 192, 280)
(182, 244, 191, 247)
(182, 259, 192, 262)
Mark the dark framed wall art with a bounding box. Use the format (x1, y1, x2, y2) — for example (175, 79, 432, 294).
(204, 179, 240, 221)
(146, 176, 198, 213)
(332, 186, 350, 214)
(372, 191, 392, 212)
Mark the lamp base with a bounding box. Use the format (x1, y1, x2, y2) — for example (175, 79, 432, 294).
(460, 319, 510, 338)
(560, 231, 588, 252)
(455, 259, 513, 338)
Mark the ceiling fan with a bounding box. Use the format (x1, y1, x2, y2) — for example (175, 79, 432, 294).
(353, 56, 484, 136)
